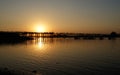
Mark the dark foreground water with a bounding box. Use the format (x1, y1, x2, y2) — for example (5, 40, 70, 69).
(0, 38, 120, 75)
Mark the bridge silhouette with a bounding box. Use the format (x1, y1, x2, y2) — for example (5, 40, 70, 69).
(0, 31, 120, 40)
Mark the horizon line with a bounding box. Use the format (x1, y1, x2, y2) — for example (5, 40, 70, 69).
(0, 31, 120, 34)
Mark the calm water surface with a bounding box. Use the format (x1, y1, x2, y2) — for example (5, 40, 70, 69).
(0, 38, 120, 75)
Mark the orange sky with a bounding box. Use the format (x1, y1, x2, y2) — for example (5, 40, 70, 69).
(0, 0, 120, 33)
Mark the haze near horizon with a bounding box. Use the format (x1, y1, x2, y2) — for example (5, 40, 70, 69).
(0, 0, 120, 33)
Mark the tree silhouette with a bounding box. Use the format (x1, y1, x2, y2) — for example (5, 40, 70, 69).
(110, 32, 117, 37)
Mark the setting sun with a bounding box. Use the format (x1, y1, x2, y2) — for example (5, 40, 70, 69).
(35, 25, 46, 32)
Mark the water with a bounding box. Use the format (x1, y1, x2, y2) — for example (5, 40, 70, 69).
(0, 38, 120, 75)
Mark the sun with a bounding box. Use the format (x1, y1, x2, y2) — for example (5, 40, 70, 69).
(35, 25, 45, 32)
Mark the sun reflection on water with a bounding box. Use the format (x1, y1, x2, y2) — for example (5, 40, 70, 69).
(36, 38, 45, 51)
(33, 38, 52, 52)
(38, 38, 44, 48)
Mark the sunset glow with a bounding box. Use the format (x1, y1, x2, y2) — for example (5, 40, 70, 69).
(0, 0, 120, 75)
(0, 0, 120, 33)
(35, 25, 46, 32)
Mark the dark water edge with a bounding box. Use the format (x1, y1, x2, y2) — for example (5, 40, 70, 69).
(0, 67, 120, 75)
(0, 68, 37, 75)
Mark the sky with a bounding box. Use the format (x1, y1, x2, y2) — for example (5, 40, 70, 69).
(0, 0, 120, 33)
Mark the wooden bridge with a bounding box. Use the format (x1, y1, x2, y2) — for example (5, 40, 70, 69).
(15, 32, 120, 40)
(0, 31, 120, 40)
(20, 32, 54, 37)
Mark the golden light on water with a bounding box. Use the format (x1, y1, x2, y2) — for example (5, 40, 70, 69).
(38, 38, 44, 48)
(36, 38, 45, 51)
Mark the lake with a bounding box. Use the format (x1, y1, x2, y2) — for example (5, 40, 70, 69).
(0, 38, 120, 75)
